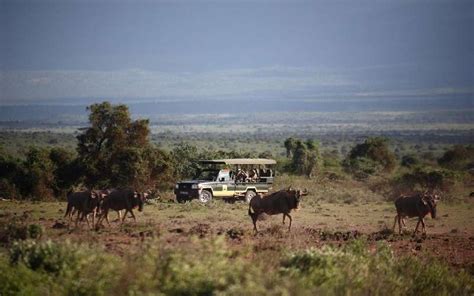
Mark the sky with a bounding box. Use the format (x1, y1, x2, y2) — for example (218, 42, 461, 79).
(0, 0, 473, 104)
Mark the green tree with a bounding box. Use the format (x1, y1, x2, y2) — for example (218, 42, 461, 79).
(291, 139, 320, 178)
(171, 143, 200, 179)
(438, 145, 474, 170)
(49, 147, 81, 198)
(0, 147, 22, 199)
(19, 147, 55, 200)
(76, 101, 163, 189)
(344, 137, 396, 177)
(284, 137, 297, 158)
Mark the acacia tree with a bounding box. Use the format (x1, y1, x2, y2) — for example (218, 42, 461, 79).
(284, 137, 297, 158)
(76, 101, 170, 189)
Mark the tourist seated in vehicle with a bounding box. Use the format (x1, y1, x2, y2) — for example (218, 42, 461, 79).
(248, 168, 258, 182)
(236, 169, 248, 182)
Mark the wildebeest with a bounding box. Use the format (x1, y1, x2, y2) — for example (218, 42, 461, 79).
(64, 190, 101, 229)
(248, 188, 307, 233)
(393, 192, 439, 235)
(96, 188, 148, 227)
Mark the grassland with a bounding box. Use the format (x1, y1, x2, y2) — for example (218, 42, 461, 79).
(1, 189, 474, 295)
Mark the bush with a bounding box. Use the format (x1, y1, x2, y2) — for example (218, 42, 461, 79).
(344, 137, 396, 177)
(128, 237, 285, 295)
(9, 240, 84, 275)
(7, 240, 121, 295)
(2, 238, 473, 295)
(281, 240, 474, 295)
(394, 168, 455, 193)
(0, 220, 42, 245)
(401, 154, 419, 168)
(438, 145, 474, 170)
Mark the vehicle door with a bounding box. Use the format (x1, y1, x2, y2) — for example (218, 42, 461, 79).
(216, 170, 235, 196)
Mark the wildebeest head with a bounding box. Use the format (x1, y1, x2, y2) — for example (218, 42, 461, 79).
(86, 190, 100, 211)
(422, 193, 439, 219)
(287, 188, 308, 209)
(134, 191, 148, 212)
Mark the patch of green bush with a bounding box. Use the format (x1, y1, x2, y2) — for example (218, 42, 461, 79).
(2, 238, 473, 295)
(0, 220, 43, 245)
(7, 240, 121, 295)
(280, 240, 474, 295)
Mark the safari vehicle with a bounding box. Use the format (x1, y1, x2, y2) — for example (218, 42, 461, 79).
(174, 158, 276, 203)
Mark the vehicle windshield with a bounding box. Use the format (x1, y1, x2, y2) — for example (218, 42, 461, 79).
(195, 169, 219, 181)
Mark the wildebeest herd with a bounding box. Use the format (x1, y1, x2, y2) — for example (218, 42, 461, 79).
(65, 187, 440, 235)
(64, 188, 149, 229)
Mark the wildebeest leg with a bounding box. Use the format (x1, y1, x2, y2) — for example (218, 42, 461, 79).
(96, 209, 107, 228)
(286, 214, 292, 231)
(68, 208, 77, 226)
(105, 212, 111, 226)
(414, 218, 421, 234)
(121, 210, 129, 224)
(396, 215, 403, 234)
(250, 213, 258, 233)
(393, 215, 398, 233)
(282, 214, 286, 224)
(90, 211, 95, 230)
(129, 209, 137, 222)
(84, 213, 91, 229)
(74, 211, 82, 228)
(420, 218, 426, 234)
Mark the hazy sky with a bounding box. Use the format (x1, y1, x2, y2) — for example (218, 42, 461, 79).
(1, 0, 473, 103)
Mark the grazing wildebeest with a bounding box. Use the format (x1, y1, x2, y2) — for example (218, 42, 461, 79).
(64, 190, 100, 229)
(97, 188, 148, 227)
(393, 192, 439, 235)
(248, 188, 307, 233)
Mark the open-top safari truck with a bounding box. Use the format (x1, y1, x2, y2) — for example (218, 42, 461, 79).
(174, 158, 276, 203)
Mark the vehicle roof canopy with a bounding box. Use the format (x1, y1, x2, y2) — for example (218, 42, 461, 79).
(198, 158, 276, 165)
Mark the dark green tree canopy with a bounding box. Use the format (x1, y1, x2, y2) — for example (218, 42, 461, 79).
(284, 137, 320, 178)
(438, 145, 474, 170)
(344, 137, 396, 177)
(76, 101, 166, 189)
(284, 137, 297, 158)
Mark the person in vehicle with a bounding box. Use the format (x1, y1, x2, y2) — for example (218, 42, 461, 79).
(236, 169, 248, 182)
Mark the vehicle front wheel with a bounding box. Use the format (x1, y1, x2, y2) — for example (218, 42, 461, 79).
(198, 190, 213, 203)
(245, 190, 257, 203)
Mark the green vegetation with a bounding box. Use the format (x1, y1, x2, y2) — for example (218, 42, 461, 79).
(1, 238, 472, 296)
(0, 102, 472, 202)
(343, 137, 397, 178)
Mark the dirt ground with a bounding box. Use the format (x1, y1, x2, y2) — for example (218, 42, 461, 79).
(1, 198, 473, 272)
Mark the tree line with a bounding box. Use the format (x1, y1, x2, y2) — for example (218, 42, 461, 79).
(0, 101, 472, 200)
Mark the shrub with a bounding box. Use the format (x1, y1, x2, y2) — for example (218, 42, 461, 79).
(394, 168, 455, 193)
(7, 240, 121, 295)
(344, 137, 396, 177)
(438, 145, 474, 170)
(128, 237, 284, 295)
(9, 240, 83, 275)
(281, 240, 474, 295)
(401, 154, 419, 168)
(0, 221, 44, 245)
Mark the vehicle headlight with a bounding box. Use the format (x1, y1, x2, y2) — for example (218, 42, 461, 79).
(175, 184, 179, 189)
(191, 184, 199, 189)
